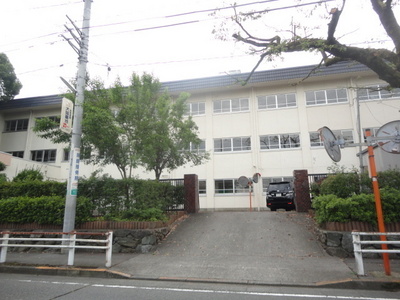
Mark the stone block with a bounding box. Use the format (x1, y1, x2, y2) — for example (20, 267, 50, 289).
(136, 244, 153, 253)
(326, 232, 342, 247)
(141, 235, 157, 245)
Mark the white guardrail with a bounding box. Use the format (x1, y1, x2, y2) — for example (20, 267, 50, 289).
(0, 231, 113, 267)
(352, 231, 400, 276)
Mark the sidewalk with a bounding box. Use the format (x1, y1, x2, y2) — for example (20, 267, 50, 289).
(1, 212, 400, 291)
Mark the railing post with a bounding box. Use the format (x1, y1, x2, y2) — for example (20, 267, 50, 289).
(352, 231, 365, 276)
(67, 232, 76, 266)
(0, 233, 10, 263)
(105, 231, 113, 268)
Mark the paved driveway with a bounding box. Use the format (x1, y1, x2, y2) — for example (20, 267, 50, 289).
(112, 211, 357, 285)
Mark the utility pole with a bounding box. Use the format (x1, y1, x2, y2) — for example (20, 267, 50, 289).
(63, 0, 92, 233)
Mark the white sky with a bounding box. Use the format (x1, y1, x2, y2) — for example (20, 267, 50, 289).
(0, 0, 396, 98)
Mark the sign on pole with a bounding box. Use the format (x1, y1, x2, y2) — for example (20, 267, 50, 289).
(60, 97, 74, 133)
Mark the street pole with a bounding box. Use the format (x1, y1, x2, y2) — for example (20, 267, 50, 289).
(365, 129, 391, 276)
(63, 0, 92, 233)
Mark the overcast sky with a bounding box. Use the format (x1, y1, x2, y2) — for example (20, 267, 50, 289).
(0, 0, 396, 98)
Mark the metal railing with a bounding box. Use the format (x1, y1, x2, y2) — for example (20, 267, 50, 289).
(352, 231, 400, 275)
(0, 231, 113, 267)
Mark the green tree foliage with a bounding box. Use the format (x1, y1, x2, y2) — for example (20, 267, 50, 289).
(0, 53, 22, 101)
(12, 168, 44, 182)
(227, 1, 400, 88)
(33, 73, 209, 180)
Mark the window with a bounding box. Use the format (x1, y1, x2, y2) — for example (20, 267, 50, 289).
(363, 127, 379, 142)
(357, 85, 400, 101)
(214, 179, 249, 194)
(309, 132, 323, 147)
(36, 116, 61, 127)
(7, 151, 24, 158)
(31, 149, 57, 162)
(213, 98, 249, 113)
(5, 119, 29, 132)
(63, 149, 70, 161)
(186, 102, 205, 116)
(214, 137, 251, 152)
(189, 140, 206, 152)
(258, 93, 296, 109)
(305, 88, 348, 106)
(309, 130, 354, 147)
(199, 180, 206, 194)
(260, 134, 300, 150)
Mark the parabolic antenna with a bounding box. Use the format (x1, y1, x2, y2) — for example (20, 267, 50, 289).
(238, 176, 250, 187)
(376, 120, 400, 154)
(319, 126, 341, 162)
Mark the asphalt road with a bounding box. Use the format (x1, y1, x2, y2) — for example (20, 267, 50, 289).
(1, 273, 398, 300)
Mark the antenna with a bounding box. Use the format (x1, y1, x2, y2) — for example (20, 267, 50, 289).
(318, 126, 341, 162)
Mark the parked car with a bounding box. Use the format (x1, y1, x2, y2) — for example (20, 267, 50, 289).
(266, 181, 296, 211)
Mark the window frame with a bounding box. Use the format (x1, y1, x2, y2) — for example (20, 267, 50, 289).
(260, 133, 300, 150)
(5, 119, 29, 132)
(305, 88, 348, 106)
(357, 84, 400, 101)
(186, 102, 206, 116)
(257, 93, 297, 110)
(31, 149, 57, 163)
(213, 98, 249, 114)
(214, 178, 250, 194)
(214, 136, 251, 152)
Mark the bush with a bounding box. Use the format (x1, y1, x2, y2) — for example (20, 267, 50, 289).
(377, 169, 400, 190)
(13, 168, 44, 182)
(312, 188, 400, 225)
(319, 172, 360, 198)
(119, 207, 168, 222)
(0, 196, 93, 225)
(0, 181, 66, 199)
(0, 161, 6, 172)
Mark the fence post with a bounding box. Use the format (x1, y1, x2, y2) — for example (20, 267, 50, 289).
(67, 232, 76, 266)
(0, 233, 10, 263)
(184, 174, 199, 213)
(105, 231, 113, 268)
(352, 231, 365, 276)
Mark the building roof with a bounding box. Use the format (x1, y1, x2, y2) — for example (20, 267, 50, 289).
(0, 61, 371, 110)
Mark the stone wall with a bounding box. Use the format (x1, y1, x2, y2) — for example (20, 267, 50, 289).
(315, 227, 400, 258)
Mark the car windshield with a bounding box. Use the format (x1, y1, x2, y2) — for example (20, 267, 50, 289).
(268, 183, 291, 192)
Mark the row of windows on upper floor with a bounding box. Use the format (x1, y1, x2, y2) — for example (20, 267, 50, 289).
(188, 128, 365, 152)
(185, 84, 400, 116)
(7, 127, 377, 161)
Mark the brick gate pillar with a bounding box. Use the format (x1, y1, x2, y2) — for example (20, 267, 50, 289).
(184, 174, 199, 213)
(293, 170, 311, 212)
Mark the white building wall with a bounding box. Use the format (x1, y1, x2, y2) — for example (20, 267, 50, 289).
(0, 66, 399, 210)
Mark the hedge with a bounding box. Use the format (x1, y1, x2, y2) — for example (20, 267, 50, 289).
(0, 181, 66, 199)
(312, 188, 400, 224)
(0, 196, 93, 225)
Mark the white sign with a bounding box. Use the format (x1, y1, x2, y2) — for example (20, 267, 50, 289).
(60, 97, 74, 133)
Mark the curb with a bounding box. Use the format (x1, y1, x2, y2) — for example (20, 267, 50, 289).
(1, 264, 400, 291)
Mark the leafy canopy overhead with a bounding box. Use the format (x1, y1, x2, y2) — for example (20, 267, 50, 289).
(225, 0, 400, 87)
(0, 53, 22, 101)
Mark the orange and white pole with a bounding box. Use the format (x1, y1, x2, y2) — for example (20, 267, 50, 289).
(366, 129, 391, 276)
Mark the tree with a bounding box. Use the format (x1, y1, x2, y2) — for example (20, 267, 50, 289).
(34, 73, 209, 181)
(229, 0, 400, 88)
(0, 53, 22, 101)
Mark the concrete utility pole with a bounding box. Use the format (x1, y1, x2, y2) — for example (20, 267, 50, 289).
(63, 0, 92, 233)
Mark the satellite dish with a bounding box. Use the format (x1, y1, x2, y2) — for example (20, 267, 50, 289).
(319, 126, 341, 162)
(376, 120, 400, 154)
(238, 176, 250, 187)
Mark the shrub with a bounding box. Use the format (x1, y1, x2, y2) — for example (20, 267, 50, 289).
(0, 196, 93, 225)
(319, 172, 360, 198)
(12, 168, 44, 182)
(312, 189, 400, 225)
(119, 207, 168, 222)
(0, 161, 6, 172)
(0, 181, 66, 199)
(377, 169, 400, 190)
